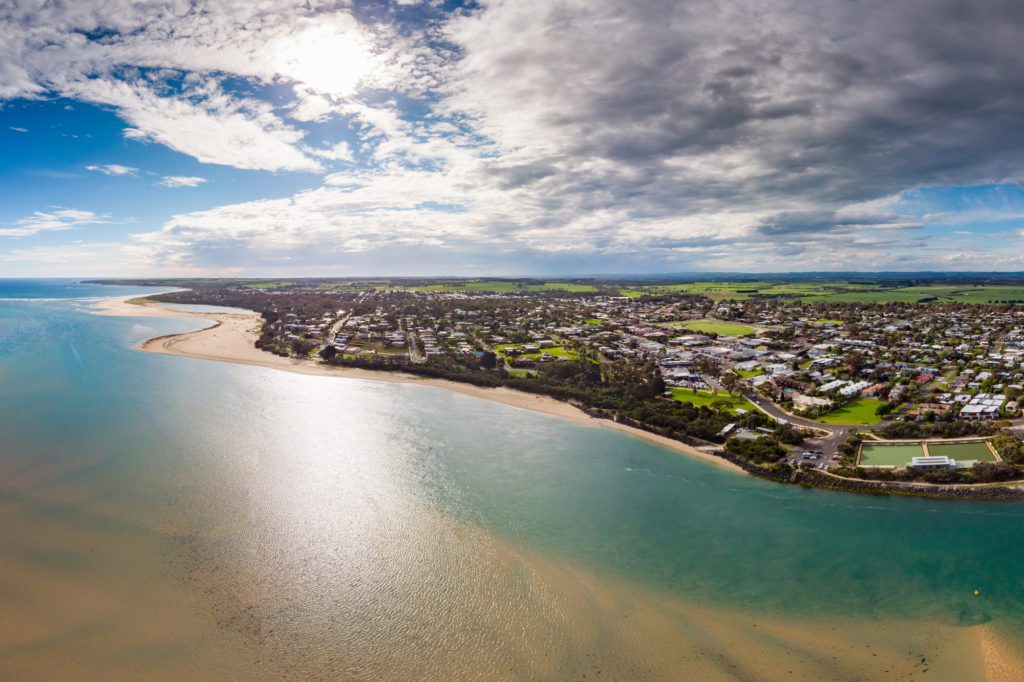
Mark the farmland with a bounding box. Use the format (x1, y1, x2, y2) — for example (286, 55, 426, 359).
(619, 281, 1024, 304)
(413, 280, 598, 294)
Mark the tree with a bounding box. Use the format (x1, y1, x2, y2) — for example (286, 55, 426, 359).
(649, 371, 666, 396)
(726, 436, 786, 464)
(721, 372, 740, 395)
(845, 350, 867, 376)
(480, 350, 498, 370)
(993, 433, 1024, 463)
(970, 461, 1017, 483)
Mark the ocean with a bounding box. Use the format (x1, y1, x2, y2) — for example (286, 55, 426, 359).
(0, 279, 1020, 679)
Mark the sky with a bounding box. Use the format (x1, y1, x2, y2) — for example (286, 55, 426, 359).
(2, 0, 1024, 277)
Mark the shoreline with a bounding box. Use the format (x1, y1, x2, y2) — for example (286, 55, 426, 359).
(94, 296, 742, 473)
(93, 295, 1024, 500)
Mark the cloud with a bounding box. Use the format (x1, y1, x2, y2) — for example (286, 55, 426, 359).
(85, 163, 138, 176)
(4, 0, 1024, 273)
(307, 141, 353, 162)
(159, 175, 207, 188)
(0, 2, 381, 172)
(64, 78, 323, 173)
(0, 208, 107, 237)
(9, 126, 28, 132)
(0, 241, 181, 277)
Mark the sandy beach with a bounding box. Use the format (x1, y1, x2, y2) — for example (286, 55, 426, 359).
(94, 296, 742, 473)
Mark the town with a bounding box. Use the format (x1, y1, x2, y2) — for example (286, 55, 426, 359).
(121, 277, 1024, 495)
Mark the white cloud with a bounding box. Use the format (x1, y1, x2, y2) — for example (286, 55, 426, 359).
(270, 15, 377, 98)
(159, 175, 208, 188)
(307, 141, 354, 162)
(9, 126, 28, 132)
(0, 241, 191, 277)
(85, 163, 138, 176)
(3, 0, 1024, 273)
(64, 78, 322, 173)
(0, 209, 106, 238)
(0, 2, 386, 173)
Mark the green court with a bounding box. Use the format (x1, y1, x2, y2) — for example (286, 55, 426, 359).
(858, 443, 924, 467)
(926, 441, 998, 462)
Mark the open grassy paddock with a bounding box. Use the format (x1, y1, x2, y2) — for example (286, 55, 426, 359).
(817, 398, 886, 426)
(495, 343, 579, 361)
(414, 280, 598, 294)
(616, 280, 1024, 304)
(675, 319, 756, 336)
(670, 388, 754, 413)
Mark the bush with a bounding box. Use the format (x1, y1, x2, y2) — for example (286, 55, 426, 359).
(993, 432, 1024, 463)
(969, 461, 1018, 483)
(726, 437, 787, 464)
(920, 467, 962, 484)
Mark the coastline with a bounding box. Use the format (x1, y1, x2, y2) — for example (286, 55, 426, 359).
(94, 296, 742, 473)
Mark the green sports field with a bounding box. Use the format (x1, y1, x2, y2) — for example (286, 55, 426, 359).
(675, 319, 756, 335)
(670, 388, 754, 413)
(858, 443, 924, 467)
(817, 398, 886, 426)
(926, 441, 997, 462)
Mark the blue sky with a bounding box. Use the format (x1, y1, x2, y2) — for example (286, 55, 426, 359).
(1, 0, 1024, 276)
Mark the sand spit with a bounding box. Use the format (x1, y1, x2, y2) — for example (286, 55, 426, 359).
(94, 296, 742, 472)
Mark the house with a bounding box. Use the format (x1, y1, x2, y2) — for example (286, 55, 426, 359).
(792, 394, 831, 412)
(910, 456, 955, 471)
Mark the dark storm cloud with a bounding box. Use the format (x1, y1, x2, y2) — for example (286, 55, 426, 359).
(448, 0, 1024, 239)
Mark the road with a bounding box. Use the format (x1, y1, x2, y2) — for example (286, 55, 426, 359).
(742, 389, 885, 462)
(322, 313, 350, 351)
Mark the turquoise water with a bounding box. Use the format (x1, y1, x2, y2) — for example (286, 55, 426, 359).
(1, 281, 1022, 676)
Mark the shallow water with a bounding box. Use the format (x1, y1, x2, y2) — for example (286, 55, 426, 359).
(0, 281, 1022, 679)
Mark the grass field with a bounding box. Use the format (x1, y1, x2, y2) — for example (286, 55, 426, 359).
(803, 285, 1024, 304)
(243, 280, 296, 289)
(670, 388, 754, 412)
(859, 444, 924, 467)
(495, 343, 578, 360)
(927, 441, 998, 462)
(818, 398, 886, 425)
(619, 281, 843, 300)
(616, 281, 1024, 304)
(414, 280, 598, 294)
(676, 319, 756, 335)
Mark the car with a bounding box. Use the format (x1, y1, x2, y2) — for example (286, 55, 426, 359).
(801, 452, 811, 460)
(831, 454, 840, 460)
(818, 463, 826, 469)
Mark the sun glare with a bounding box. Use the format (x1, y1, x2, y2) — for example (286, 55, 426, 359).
(275, 23, 375, 97)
